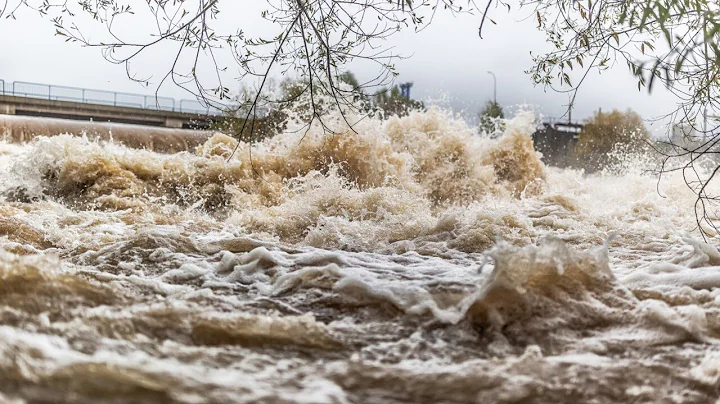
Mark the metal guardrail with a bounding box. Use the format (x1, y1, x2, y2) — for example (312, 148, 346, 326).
(0, 80, 221, 115)
(178, 99, 222, 115)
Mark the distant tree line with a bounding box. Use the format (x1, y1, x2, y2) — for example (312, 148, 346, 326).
(482, 99, 651, 172)
(212, 72, 423, 142)
(572, 109, 650, 172)
(531, 108, 651, 172)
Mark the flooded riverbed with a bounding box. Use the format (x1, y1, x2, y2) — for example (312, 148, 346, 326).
(0, 109, 719, 403)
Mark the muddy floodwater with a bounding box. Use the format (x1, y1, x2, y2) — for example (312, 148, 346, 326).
(0, 110, 719, 403)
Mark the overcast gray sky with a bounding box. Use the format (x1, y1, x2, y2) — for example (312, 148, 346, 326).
(0, 1, 680, 133)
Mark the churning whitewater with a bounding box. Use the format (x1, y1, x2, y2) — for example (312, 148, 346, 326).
(1, 108, 719, 403)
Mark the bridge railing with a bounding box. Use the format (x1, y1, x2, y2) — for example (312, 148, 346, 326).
(1, 80, 222, 115)
(178, 99, 224, 115)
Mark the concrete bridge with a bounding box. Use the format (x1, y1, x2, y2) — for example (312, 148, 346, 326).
(0, 80, 224, 129)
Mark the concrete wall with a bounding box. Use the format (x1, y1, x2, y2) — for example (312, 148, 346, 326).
(0, 115, 214, 153)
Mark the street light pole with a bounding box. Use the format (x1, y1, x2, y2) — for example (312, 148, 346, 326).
(487, 71, 497, 104)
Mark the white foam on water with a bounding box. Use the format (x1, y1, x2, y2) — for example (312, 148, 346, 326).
(1, 105, 719, 402)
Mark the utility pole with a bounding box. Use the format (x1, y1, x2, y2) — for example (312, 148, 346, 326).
(487, 71, 497, 104)
(704, 14, 709, 139)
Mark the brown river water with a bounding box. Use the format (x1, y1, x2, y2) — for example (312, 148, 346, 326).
(0, 109, 719, 403)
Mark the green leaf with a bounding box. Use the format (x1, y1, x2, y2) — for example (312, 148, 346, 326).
(663, 28, 672, 46)
(675, 56, 684, 73)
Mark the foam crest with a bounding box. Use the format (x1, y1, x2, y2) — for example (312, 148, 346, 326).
(6, 107, 544, 208)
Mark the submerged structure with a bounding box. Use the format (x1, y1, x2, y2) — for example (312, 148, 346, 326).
(0, 115, 212, 153)
(532, 121, 583, 167)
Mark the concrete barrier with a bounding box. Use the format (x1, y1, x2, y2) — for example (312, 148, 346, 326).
(0, 115, 214, 153)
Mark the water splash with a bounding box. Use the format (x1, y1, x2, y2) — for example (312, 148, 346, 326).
(0, 106, 718, 402)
